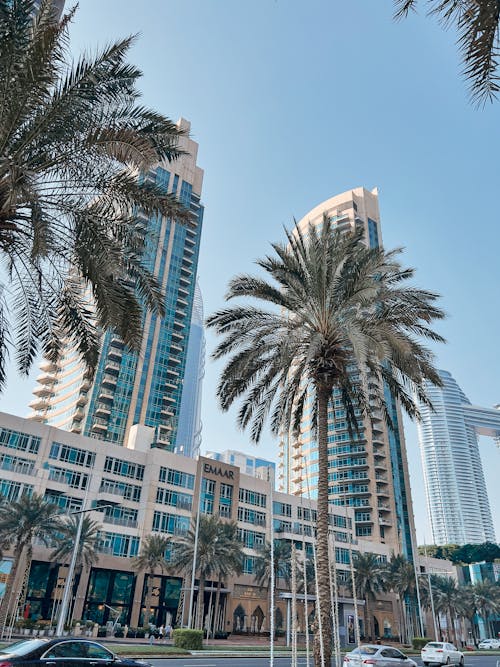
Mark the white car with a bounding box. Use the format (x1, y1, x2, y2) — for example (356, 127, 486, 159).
(478, 638, 500, 649)
(421, 641, 464, 665)
(343, 644, 417, 666)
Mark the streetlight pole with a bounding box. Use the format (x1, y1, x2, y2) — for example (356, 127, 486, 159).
(187, 480, 202, 629)
(417, 572, 438, 641)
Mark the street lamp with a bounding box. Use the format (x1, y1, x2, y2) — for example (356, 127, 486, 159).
(55, 503, 113, 636)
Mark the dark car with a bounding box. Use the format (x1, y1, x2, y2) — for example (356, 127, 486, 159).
(0, 639, 150, 667)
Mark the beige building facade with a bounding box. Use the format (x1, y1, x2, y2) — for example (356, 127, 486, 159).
(0, 412, 404, 643)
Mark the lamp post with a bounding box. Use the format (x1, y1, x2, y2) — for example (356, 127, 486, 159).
(55, 503, 113, 636)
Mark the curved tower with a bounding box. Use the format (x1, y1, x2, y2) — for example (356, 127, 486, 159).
(416, 370, 497, 545)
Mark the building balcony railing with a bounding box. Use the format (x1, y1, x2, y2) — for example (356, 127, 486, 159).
(103, 515, 138, 529)
(0, 460, 36, 475)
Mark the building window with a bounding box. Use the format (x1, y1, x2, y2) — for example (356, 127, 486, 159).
(0, 428, 40, 454)
(96, 532, 139, 558)
(273, 501, 292, 517)
(99, 478, 141, 503)
(158, 467, 195, 489)
(243, 556, 255, 574)
(0, 453, 35, 475)
(355, 526, 373, 537)
(50, 442, 95, 468)
(103, 457, 144, 481)
(155, 487, 192, 511)
(0, 480, 33, 502)
(237, 528, 265, 549)
(152, 511, 190, 535)
(44, 491, 82, 512)
(238, 488, 267, 507)
(47, 465, 88, 490)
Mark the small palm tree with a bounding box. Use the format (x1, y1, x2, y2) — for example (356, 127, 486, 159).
(172, 514, 237, 630)
(352, 552, 385, 641)
(471, 581, 499, 638)
(433, 576, 461, 644)
(133, 534, 171, 625)
(207, 217, 444, 665)
(0, 493, 59, 632)
(254, 540, 291, 635)
(394, 1, 500, 105)
(0, 0, 190, 388)
(384, 554, 416, 642)
(210, 522, 243, 637)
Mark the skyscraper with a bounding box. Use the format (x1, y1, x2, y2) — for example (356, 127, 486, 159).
(416, 369, 498, 545)
(29, 118, 204, 450)
(278, 187, 417, 557)
(175, 280, 205, 458)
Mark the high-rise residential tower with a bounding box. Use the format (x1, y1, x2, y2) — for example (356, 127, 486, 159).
(416, 369, 498, 545)
(175, 281, 205, 458)
(29, 118, 204, 450)
(278, 187, 417, 557)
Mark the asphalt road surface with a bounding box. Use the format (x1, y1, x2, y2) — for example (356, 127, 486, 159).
(150, 656, 500, 667)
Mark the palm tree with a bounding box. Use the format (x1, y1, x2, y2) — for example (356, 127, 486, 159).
(50, 514, 100, 571)
(394, 0, 500, 105)
(254, 539, 291, 635)
(471, 581, 499, 638)
(433, 576, 461, 644)
(133, 534, 171, 625)
(210, 522, 243, 637)
(0, 0, 190, 389)
(0, 493, 59, 633)
(172, 514, 238, 630)
(384, 554, 417, 642)
(207, 217, 444, 666)
(352, 552, 385, 641)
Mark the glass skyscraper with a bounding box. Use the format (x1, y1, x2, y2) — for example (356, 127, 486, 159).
(29, 118, 204, 450)
(416, 369, 498, 545)
(278, 187, 417, 558)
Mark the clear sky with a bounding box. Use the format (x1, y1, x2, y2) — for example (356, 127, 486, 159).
(1, 0, 498, 544)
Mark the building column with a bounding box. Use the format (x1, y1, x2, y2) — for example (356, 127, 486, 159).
(130, 572, 145, 628)
(72, 567, 91, 621)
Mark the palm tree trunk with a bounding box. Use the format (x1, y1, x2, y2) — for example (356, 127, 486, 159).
(212, 578, 222, 638)
(196, 576, 205, 631)
(365, 596, 372, 641)
(313, 384, 332, 667)
(0, 541, 26, 636)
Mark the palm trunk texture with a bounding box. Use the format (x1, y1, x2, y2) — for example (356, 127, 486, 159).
(313, 384, 332, 667)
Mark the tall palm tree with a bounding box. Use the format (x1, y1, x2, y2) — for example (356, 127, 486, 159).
(207, 217, 444, 666)
(133, 534, 171, 625)
(172, 514, 237, 630)
(394, 0, 500, 105)
(254, 539, 291, 635)
(0, 0, 190, 389)
(0, 493, 59, 633)
(352, 552, 385, 641)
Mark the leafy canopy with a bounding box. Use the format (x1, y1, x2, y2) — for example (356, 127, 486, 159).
(0, 0, 190, 389)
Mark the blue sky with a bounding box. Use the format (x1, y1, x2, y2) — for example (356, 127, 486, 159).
(1, 0, 499, 543)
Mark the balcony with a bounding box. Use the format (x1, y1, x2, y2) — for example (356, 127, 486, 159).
(29, 397, 49, 411)
(33, 385, 53, 398)
(40, 360, 57, 372)
(104, 360, 121, 373)
(101, 373, 117, 389)
(171, 330, 184, 341)
(103, 515, 138, 529)
(379, 517, 392, 527)
(95, 404, 111, 418)
(108, 348, 123, 362)
(0, 460, 36, 475)
(36, 372, 55, 385)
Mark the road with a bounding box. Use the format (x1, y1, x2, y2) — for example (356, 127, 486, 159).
(150, 656, 500, 667)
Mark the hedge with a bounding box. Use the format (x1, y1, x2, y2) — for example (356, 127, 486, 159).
(412, 637, 431, 650)
(173, 628, 203, 650)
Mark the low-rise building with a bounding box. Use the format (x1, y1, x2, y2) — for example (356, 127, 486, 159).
(0, 412, 400, 642)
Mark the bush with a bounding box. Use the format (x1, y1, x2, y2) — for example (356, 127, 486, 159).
(412, 637, 431, 650)
(97, 626, 107, 638)
(136, 628, 146, 638)
(114, 628, 124, 638)
(173, 628, 203, 650)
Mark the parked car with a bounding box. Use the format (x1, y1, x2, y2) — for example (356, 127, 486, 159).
(478, 638, 500, 649)
(421, 641, 464, 665)
(0, 638, 151, 667)
(343, 644, 417, 665)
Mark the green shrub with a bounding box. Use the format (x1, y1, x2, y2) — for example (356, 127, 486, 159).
(97, 626, 107, 638)
(173, 628, 203, 650)
(412, 637, 431, 650)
